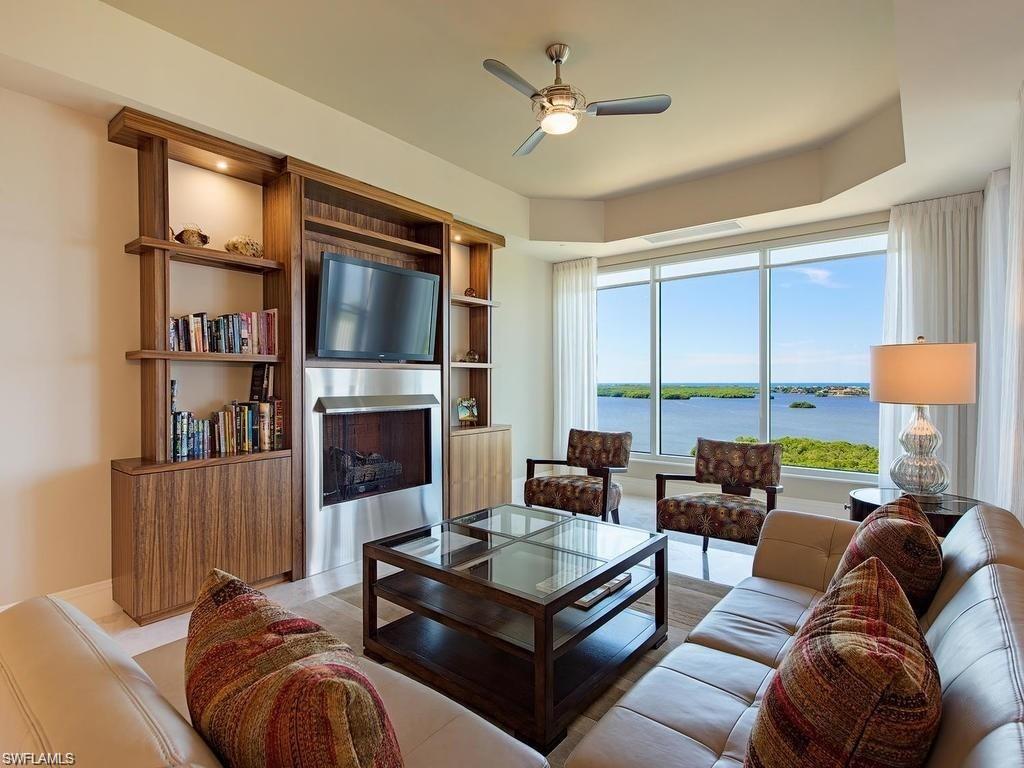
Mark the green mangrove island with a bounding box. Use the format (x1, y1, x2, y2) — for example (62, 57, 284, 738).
(597, 383, 869, 400)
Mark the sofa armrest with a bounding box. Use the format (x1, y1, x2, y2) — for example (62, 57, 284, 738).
(752, 510, 860, 592)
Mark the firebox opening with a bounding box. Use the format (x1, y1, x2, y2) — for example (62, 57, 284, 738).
(322, 408, 431, 504)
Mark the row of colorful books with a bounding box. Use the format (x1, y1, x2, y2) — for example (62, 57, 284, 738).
(168, 309, 278, 355)
(170, 379, 284, 461)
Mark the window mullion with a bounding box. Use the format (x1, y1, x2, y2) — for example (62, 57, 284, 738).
(759, 250, 770, 442)
(650, 269, 661, 458)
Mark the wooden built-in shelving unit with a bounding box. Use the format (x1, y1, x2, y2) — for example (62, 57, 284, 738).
(107, 107, 504, 623)
(448, 221, 511, 517)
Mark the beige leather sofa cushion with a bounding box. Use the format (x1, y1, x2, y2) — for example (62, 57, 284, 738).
(0, 597, 222, 767)
(923, 563, 1024, 768)
(750, 509, 859, 592)
(135, 637, 548, 768)
(920, 503, 1024, 630)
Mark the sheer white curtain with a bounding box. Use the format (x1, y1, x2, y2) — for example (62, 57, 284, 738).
(974, 169, 1011, 506)
(880, 192, 982, 494)
(973, 85, 1024, 519)
(553, 257, 597, 456)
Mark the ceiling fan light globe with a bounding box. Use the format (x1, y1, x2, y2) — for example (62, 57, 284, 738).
(540, 110, 578, 135)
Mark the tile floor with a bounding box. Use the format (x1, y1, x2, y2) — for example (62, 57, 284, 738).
(93, 488, 844, 657)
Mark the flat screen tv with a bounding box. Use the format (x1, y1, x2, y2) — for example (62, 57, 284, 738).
(316, 253, 439, 361)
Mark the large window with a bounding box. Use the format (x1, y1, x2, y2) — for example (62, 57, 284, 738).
(596, 269, 651, 451)
(596, 230, 887, 474)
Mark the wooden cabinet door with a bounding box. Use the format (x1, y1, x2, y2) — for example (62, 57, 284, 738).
(113, 456, 291, 623)
(449, 428, 511, 518)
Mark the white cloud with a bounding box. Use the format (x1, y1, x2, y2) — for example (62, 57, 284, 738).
(793, 266, 838, 287)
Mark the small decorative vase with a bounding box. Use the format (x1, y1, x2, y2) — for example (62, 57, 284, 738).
(890, 405, 949, 496)
(174, 224, 209, 247)
(464, 349, 480, 363)
(464, 287, 477, 298)
(224, 235, 264, 259)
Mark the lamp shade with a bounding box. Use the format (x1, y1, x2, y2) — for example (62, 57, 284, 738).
(870, 341, 976, 405)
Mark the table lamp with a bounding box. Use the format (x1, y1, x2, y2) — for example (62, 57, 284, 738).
(870, 336, 976, 496)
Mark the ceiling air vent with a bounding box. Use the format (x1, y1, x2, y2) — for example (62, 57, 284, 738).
(643, 220, 742, 245)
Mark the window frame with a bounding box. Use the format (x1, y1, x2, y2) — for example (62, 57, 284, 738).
(596, 224, 887, 480)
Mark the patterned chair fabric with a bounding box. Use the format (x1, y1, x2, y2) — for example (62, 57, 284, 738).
(657, 492, 766, 545)
(566, 429, 632, 469)
(524, 474, 622, 517)
(694, 438, 781, 490)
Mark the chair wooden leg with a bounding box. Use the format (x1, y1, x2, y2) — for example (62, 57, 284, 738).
(702, 535, 709, 553)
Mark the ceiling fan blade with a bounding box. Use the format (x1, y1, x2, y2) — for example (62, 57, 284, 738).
(483, 58, 542, 99)
(586, 94, 671, 116)
(513, 127, 545, 157)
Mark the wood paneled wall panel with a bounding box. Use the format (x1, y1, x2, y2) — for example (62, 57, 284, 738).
(449, 428, 511, 518)
(264, 172, 304, 578)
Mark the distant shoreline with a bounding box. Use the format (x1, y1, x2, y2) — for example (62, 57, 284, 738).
(597, 383, 870, 400)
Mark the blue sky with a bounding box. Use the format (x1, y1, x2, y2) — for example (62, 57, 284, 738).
(597, 253, 885, 384)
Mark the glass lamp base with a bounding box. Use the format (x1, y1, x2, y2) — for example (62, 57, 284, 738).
(890, 405, 949, 496)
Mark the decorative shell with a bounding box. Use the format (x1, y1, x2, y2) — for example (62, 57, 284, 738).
(464, 349, 480, 363)
(173, 224, 209, 247)
(464, 287, 478, 298)
(224, 235, 264, 259)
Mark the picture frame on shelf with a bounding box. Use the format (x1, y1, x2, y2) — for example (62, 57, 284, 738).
(457, 397, 479, 426)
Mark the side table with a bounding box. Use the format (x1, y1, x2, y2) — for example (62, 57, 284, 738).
(848, 487, 980, 537)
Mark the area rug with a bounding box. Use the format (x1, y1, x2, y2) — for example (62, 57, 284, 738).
(135, 572, 728, 768)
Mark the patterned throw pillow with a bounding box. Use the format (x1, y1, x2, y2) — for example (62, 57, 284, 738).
(746, 557, 941, 768)
(185, 569, 402, 768)
(830, 495, 943, 615)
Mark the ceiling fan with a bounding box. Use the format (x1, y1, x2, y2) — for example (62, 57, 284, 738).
(483, 43, 671, 156)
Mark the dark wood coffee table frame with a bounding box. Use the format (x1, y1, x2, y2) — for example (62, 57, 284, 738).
(363, 517, 668, 753)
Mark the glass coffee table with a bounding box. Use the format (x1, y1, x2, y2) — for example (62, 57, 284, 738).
(363, 504, 668, 752)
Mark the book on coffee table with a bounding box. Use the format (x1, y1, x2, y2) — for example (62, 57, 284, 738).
(572, 572, 632, 609)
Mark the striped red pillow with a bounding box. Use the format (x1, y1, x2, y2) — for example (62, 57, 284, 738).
(746, 557, 941, 768)
(831, 495, 942, 615)
(185, 569, 402, 768)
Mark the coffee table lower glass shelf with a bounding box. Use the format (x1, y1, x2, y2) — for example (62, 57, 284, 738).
(362, 505, 668, 752)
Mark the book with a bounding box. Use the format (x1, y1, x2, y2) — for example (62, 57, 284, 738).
(573, 573, 633, 609)
(166, 310, 281, 355)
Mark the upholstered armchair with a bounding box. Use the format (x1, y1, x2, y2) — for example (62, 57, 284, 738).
(656, 437, 783, 552)
(524, 429, 632, 523)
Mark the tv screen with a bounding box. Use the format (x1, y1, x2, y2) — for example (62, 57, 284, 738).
(316, 253, 439, 361)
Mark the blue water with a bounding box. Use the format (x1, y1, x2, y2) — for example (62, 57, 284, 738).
(597, 387, 878, 455)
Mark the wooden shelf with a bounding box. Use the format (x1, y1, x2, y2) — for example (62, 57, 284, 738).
(126, 350, 283, 363)
(124, 237, 284, 273)
(304, 215, 442, 256)
(451, 361, 493, 369)
(450, 423, 511, 435)
(450, 294, 500, 308)
(112, 449, 292, 476)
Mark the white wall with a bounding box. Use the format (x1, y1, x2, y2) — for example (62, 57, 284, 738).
(492, 245, 553, 480)
(0, 86, 139, 604)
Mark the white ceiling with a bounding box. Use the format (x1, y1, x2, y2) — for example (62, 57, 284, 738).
(101, 0, 898, 200)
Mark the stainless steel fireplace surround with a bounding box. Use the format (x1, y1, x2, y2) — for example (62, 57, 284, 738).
(304, 366, 443, 575)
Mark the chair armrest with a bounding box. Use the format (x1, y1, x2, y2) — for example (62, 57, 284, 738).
(655, 472, 697, 501)
(526, 458, 570, 479)
(765, 484, 784, 511)
(752, 510, 859, 592)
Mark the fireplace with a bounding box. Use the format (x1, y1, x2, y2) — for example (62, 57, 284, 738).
(321, 401, 431, 503)
(304, 367, 442, 575)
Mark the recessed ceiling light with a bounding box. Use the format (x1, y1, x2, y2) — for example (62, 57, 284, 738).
(454, 234, 462, 242)
(216, 161, 228, 171)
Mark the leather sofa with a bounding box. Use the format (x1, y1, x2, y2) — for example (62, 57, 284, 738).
(0, 596, 548, 768)
(567, 504, 1024, 767)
